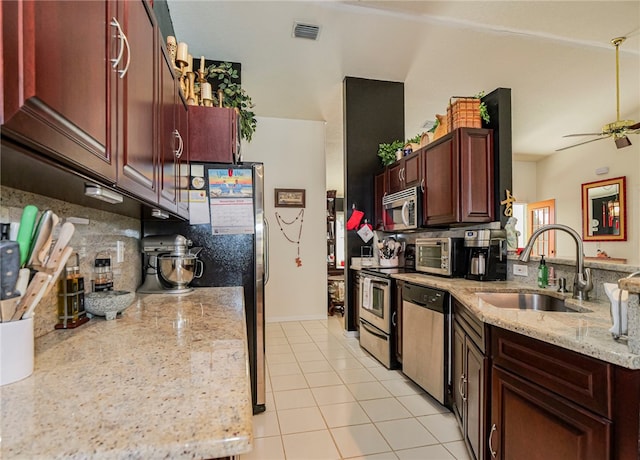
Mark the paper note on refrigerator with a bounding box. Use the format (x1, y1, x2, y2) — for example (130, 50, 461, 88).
(208, 169, 255, 234)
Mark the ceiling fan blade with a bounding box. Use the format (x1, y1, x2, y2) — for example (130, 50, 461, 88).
(628, 121, 640, 130)
(562, 133, 604, 138)
(555, 136, 608, 152)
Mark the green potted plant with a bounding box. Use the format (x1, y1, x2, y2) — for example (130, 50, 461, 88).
(377, 140, 405, 166)
(475, 91, 490, 124)
(205, 62, 257, 142)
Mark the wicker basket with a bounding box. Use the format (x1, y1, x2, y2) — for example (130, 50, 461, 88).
(447, 97, 481, 132)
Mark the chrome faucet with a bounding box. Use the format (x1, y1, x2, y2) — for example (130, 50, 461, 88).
(519, 224, 593, 300)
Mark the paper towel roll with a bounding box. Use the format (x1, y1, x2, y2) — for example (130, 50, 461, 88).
(604, 283, 628, 335)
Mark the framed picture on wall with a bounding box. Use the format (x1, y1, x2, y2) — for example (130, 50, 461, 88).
(275, 188, 306, 208)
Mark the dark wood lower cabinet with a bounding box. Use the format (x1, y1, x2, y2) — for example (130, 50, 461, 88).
(491, 366, 611, 460)
(453, 299, 489, 460)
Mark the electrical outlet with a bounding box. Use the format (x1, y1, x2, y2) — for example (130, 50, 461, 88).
(513, 264, 528, 276)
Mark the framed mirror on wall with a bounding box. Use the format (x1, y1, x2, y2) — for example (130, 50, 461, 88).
(581, 176, 627, 241)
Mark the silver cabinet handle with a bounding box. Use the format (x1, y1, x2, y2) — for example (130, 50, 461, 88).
(420, 178, 425, 193)
(110, 17, 130, 78)
(392, 311, 397, 327)
(119, 25, 131, 78)
(459, 374, 467, 401)
(110, 18, 125, 69)
(489, 423, 497, 458)
(173, 129, 184, 158)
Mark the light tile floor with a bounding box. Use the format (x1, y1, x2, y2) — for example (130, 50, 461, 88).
(241, 316, 473, 460)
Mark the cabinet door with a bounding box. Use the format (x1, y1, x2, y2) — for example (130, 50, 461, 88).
(387, 161, 404, 193)
(403, 150, 422, 187)
(116, 0, 157, 203)
(466, 339, 485, 460)
(459, 129, 494, 222)
(1, 0, 116, 182)
(189, 106, 237, 163)
(490, 366, 610, 460)
(175, 94, 190, 218)
(424, 134, 458, 225)
(158, 45, 177, 212)
(452, 322, 465, 424)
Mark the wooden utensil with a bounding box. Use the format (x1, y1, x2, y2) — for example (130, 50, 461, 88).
(11, 272, 50, 321)
(43, 246, 74, 297)
(45, 222, 75, 271)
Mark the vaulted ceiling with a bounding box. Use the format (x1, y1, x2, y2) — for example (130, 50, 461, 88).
(168, 1, 640, 195)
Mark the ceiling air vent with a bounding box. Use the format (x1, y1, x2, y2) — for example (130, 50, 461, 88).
(293, 22, 320, 41)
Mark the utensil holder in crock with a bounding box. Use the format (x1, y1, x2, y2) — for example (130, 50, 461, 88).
(0, 317, 34, 386)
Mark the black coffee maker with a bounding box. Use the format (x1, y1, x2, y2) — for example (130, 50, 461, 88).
(464, 229, 507, 281)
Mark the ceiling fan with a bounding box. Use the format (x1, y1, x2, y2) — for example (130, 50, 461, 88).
(557, 37, 640, 152)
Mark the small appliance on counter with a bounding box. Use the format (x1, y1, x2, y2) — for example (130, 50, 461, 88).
(415, 237, 466, 277)
(464, 229, 507, 281)
(138, 234, 203, 294)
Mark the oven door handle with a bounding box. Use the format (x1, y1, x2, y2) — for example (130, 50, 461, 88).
(360, 320, 389, 340)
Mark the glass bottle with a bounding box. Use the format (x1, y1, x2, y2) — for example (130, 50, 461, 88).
(93, 255, 113, 292)
(57, 253, 85, 326)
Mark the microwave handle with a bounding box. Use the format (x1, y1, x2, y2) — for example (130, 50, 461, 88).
(401, 200, 410, 226)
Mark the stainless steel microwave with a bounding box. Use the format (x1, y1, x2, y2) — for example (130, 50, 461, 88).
(415, 237, 466, 277)
(382, 187, 421, 231)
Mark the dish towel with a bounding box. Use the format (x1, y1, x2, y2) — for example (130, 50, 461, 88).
(604, 283, 628, 335)
(362, 278, 371, 309)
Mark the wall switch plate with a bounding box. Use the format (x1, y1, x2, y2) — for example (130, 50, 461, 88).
(513, 264, 528, 276)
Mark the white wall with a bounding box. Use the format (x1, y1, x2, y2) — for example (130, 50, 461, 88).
(242, 117, 328, 322)
(513, 141, 640, 265)
(512, 160, 537, 204)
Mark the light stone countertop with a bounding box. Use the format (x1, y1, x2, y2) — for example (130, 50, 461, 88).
(390, 273, 640, 369)
(1, 287, 253, 460)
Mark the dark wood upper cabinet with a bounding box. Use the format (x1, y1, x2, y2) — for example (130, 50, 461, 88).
(158, 43, 189, 219)
(114, 0, 157, 203)
(188, 106, 238, 163)
(1, 0, 190, 218)
(1, 0, 117, 182)
(387, 150, 423, 194)
(424, 128, 494, 226)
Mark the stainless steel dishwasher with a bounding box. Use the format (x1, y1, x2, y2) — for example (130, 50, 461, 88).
(402, 282, 451, 407)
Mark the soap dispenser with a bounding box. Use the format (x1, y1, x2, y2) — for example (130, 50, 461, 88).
(537, 255, 549, 288)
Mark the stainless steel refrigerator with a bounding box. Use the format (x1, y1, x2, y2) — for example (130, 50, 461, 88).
(142, 162, 267, 414)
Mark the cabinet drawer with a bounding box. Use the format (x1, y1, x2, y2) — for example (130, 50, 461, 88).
(492, 327, 611, 417)
(453, 298, 485, 353)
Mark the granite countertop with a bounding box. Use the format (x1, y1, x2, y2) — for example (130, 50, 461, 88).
(1, 287, 253, 459)
(390, 273, 640, 370)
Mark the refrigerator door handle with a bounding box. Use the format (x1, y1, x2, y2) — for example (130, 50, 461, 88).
(264, 217, 270, 284)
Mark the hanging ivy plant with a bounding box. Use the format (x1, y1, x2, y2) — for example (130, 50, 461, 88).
(206, 62, 257, 142)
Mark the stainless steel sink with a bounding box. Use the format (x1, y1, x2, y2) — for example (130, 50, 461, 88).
(476, 292, 583, 313)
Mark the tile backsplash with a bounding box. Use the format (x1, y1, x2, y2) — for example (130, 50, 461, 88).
(1, 186, 142, 338)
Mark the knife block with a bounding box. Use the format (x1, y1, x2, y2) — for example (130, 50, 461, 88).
(0, 317, 34, 385)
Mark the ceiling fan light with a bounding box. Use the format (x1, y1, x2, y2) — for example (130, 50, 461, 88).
(615, 136, 632, 149)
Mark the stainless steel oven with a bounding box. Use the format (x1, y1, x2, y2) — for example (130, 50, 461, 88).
(358, 271, 394, 368)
